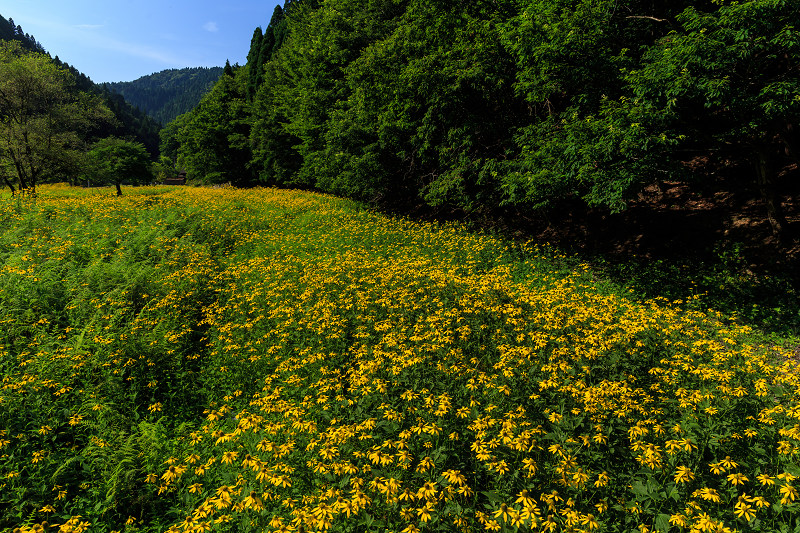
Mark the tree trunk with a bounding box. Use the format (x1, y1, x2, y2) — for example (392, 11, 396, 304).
(115, 181, 123, 196)
(1, 174, 16, 195)
(11, 158, 29, 191)
(754, 147, 788, 241)
(781, 123, 798, 161)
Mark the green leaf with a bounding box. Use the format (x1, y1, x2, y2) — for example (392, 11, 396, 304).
(655, 513, 672, 532)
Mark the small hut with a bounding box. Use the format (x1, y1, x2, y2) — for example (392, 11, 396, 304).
(164, 170, 187, 186)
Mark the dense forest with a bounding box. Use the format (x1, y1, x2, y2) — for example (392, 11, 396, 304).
(3, 4, 800, 532)
(106, 67, 224, 126)
(163, 0, 799, 246)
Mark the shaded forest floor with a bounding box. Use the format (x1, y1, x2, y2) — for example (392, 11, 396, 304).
(528, 166, 800, 338)
(535, 170, 800, 271)
(407, 164, 800, 338)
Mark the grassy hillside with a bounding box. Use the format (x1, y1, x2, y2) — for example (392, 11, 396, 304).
(1, 185, 798, 533)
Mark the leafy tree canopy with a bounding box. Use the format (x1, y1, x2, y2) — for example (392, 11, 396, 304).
(0, 41, 114, 194)
(85, 137, 153, 195)
(164, 0, 799, 240)
(105, 67, 224, 126)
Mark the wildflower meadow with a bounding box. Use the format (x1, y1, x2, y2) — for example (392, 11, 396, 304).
(1, 185, 798, 533)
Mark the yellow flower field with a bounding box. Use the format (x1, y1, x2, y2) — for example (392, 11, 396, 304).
(1, 185, 798, 533)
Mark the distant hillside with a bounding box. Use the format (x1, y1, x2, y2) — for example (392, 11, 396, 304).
(0, 13, 162, 156)
(106, 67, 224, 125)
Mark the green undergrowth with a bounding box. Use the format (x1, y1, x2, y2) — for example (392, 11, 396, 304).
(0, 185, 798, 533)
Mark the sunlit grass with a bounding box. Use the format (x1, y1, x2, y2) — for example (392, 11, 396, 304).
(1, 185, 798, 533)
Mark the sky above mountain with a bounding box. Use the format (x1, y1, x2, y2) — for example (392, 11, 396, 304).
(0, 0, 281, 83)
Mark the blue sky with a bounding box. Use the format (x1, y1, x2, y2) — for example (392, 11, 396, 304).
(1, 1, 281, 83)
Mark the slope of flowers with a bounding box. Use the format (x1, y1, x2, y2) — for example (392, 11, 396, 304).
(0, 185, 798, 533)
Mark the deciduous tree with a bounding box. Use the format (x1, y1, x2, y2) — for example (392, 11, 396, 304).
(86, 137, 153, 195)
(626, 0, 800, 239)
(0, 41, 113, 194)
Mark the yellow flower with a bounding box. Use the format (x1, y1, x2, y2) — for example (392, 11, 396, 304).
(417, 502, 434, 522)
(515, 489, 536, 509)
(493, 503, 512, 522)
(221, 451, 238, 464)
(750, 495, 769, 508)
(416, 481, 437, 501)
(242, 491, 264, 511)
(581, 513, 600, 531)
(780, 484, 798, 504)
(727, 472, 748, 486)
(484, 519, 501, 531)
(669, 514, 687, 527)
(756, 473, 775, 486)
(415, 456, 435, 472)
(734, 501, 756, 522)
(674, 466, 695, 484)
(161, 464, 186, 483)
(696, 487, 721, 503)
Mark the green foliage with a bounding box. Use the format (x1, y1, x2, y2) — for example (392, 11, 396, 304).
(163, 0, 799, 241)
(0, 41, 115, 194)
(623, 0, 800, 235)
(314, 0, 519, 208)
(0, 17, 161, 176)
(105, 67, 224, 126)
(593, 241, 800, 337)
(95, 87, 162, 158)
(0, 13, 45, 52)
(160, 68, 252, 186)
(502, 100, 680, 212)
(245, 6, 288, 102)
(2, 186, 798, 532)
(85, 137, 154, 195)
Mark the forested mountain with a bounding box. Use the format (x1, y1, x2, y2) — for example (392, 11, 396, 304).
(0, 14, 45, 52)
(0, 13, 161, 157)
(106, 67, 224, 125)
(163, 0, 799, 244)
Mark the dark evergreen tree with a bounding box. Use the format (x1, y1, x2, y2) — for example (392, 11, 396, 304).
(245, 5, 286, 102)
(246, 28, 263, 100)
(160, 0, 799, 246)
(163, 68, 252, 186)
(0, 13, 45, 52)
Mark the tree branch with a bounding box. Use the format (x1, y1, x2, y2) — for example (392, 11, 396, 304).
(626, 16, 670, 23)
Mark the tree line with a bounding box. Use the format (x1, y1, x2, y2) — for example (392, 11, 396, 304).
(162, 0, 799, 240)
(0, 15, 163, 195)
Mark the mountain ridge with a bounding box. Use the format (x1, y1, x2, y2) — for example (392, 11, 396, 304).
(105, 67, 224, 125)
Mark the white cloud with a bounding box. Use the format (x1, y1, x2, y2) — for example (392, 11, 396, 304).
(203, 21, 219, 33)
(14, 16, 188, 70)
